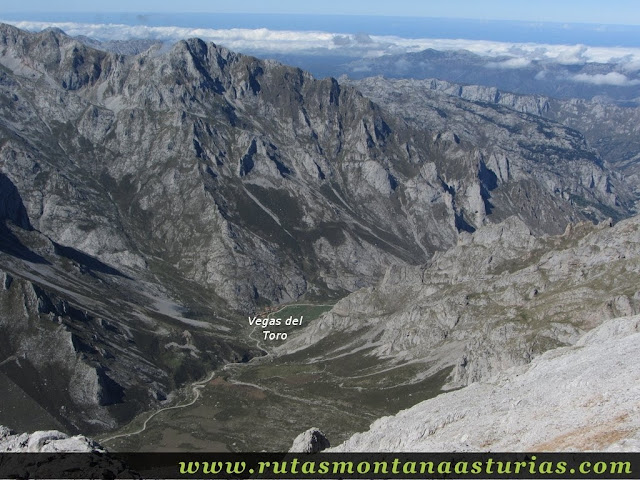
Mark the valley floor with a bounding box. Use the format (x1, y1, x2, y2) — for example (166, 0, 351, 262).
(98, 303, 450, 451)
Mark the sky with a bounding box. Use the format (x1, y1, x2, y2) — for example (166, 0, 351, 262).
(5, 0, 640, 26)
(3, 0, 640, 89)
(2, 1, 640, 92)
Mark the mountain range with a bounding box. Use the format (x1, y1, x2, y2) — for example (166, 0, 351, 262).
(0, 22, 639, 449)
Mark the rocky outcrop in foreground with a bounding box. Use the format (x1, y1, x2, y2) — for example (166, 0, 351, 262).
(331, 315, 640, 452)
(0, 426, 137, 478)
(290, 427, 331, 453)
(0, 425, 103, 452)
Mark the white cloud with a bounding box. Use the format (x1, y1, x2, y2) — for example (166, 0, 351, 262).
(486, 57, 532, 69)
(3, 19, 640, 76)
(619, 57, 640, 73)
(3, 20, 340, 54)
(570, 72, 640, 86)
(544, 44, 588, 65)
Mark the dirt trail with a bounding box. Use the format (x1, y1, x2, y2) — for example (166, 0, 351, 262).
(100, 370, 216, 444)
(100, 303, 336, 445)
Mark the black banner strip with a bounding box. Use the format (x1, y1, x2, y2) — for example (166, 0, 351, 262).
(0, 452, 638, 479)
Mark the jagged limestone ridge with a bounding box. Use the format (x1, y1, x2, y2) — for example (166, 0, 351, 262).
(1, 23, 630, 313)
(278, 214, 640, 388)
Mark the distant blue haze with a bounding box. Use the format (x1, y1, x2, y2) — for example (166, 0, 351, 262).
(3, 12, 640, 47)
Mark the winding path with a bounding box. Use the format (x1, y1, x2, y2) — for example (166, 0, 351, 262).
(0, 355, 17, 367)
(100, 370, 216, 444)
(100, 302, 336, 444)
(221, 302, 374, 420)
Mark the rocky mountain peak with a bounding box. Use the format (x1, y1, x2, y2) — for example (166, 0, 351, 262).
(1, 23, 638, 438)
(1, 23, 634, 311)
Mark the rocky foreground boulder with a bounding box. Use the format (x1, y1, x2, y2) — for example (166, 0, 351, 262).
(0, 425, 103, 452)
(290, 427, 331, 453)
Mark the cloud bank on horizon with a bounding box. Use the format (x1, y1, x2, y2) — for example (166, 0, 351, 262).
(4, 19, 640, 87)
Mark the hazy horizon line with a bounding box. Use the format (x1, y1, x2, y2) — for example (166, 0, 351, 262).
(3, 11, 640, 28)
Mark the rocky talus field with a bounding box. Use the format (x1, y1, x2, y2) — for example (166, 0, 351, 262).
(331, 315, 640, 452)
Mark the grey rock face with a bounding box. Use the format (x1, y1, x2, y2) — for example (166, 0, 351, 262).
(331, 315, 640, 452)
(362, 76, 640, 205)
(1, 23, 638, 442)
(347, 76, 634, 234)
(280, 214, 640, 390)
(0, 173, 31, 230)
(73, 35, 163, 55)
(0, 425, 104, 452)
(0, 260, 141, 432)
(0, 425, 138, 476)
(0, 217, 260, 435)
(1, 23, 631, 314)
(290, 427, 331, 453)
